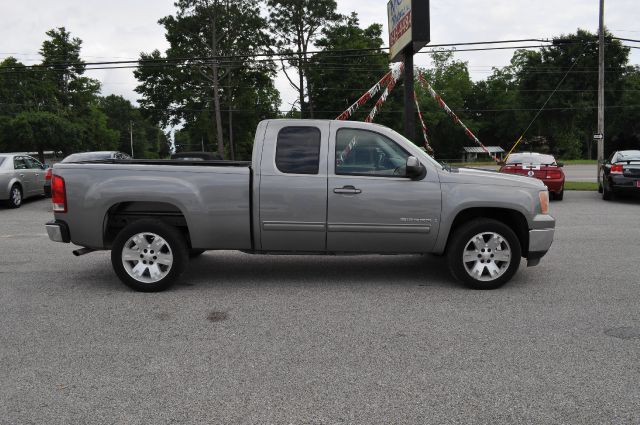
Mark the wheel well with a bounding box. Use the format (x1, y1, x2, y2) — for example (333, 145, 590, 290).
(447, 207, 529, 256)
(104, 202, 192, 249)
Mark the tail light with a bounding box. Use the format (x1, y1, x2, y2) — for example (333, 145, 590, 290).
(51, 175, 67, 212)
(45, 168, 52, 181)
(547, 169, 563, 179)
(610, 164, 623, 174)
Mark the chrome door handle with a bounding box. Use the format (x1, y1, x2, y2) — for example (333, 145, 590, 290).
(20, 174, 25, 177)
(333, 185, 362, 194)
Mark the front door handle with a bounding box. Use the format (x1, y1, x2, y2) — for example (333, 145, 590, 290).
(333, 185, 362, 194)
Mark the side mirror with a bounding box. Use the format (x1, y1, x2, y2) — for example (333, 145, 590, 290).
(42, 163, 49, 169)
(406, 156, 426, 179)
(556, 162, 564, 167)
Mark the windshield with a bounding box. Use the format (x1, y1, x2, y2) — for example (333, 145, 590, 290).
(0, 156, 5, 166)
(617, 150, 640, 162)
(507, 153, 556, 165)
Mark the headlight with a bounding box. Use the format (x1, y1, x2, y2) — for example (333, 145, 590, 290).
(538, 190, 549, 214)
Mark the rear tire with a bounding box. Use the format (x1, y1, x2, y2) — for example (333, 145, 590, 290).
(447, 218, 521, 290)
(6, 184, 22, 208)
(111, 219, 188, 292)
(554, 189, 564, 201)
(602, 181, 613, 200)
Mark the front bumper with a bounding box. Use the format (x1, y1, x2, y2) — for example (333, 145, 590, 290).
(527, 214, 555, 267)
(46, 220, 70, 243)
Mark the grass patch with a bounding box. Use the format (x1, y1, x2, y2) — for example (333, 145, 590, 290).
(565, 181, 598, 191)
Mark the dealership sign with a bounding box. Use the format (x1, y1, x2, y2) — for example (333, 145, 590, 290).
(387, 0, 430, 62)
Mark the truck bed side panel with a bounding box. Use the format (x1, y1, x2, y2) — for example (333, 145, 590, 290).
(53, 164, 251, 250)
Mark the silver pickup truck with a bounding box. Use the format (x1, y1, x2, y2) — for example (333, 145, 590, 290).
(46, 119, 555, 292)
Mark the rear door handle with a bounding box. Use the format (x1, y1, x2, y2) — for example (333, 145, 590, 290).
(333, 185, 362, 194)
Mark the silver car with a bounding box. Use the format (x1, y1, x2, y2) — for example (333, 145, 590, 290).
(0, 154, 47, 208)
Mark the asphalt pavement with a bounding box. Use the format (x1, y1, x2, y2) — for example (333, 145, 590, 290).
(1, 194, 639, 424)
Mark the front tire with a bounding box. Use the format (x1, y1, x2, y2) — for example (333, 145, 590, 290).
(6, 184, 22, 208)
(111, 219, 188, 292)
(447, 218, 522, 290)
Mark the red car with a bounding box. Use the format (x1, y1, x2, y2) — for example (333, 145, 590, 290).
(499, 153, 565, 200)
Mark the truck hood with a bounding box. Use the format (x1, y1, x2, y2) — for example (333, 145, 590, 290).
(439, 167, 546, 190)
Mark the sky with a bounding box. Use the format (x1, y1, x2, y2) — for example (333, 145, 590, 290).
(1, 0, 638, 110)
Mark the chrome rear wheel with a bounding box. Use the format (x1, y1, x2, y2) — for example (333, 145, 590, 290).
(121, 232, 174, 284)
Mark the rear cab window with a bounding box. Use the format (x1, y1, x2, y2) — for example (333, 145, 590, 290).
(275, 127, 321, 174)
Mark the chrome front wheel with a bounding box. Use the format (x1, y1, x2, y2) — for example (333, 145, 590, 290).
(447, 218, 521, 290)
(462, 232, 512, 282)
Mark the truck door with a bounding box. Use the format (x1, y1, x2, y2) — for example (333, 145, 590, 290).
(257, 122, 328, 252)
(326, 126, 441, 253)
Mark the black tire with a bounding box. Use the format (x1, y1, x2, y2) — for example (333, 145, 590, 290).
(555, 189, 564, 201)
(111, 219, 188, 292)
(598, 184, 603, 194)
(189, 249, 206, 258)
(6, 184, 22, 208)
(602, 181, 613, 200)
(447, 218, 522, 290)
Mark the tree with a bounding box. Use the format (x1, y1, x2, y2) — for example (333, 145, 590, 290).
(40, 27, 85, 108)
(415, 50, 477, 160)
(99, 95, 170, 158)
(307, 13, 388, 119)
(135, 0, 280, 160)
(267, 0, 341, 117)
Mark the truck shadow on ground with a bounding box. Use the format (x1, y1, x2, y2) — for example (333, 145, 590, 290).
(180, 253, 459, 290)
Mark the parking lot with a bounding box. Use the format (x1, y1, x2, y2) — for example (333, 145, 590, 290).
(1, 193, 639, 424)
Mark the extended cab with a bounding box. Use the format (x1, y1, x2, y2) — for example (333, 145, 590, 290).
(46, 119, 555, 291)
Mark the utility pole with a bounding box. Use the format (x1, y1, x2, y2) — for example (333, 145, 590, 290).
(597, 0, 605, 172)
(403, 47, 416, 143)
(130, 121, 134, 158)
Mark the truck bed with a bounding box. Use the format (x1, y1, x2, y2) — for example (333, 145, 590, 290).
(72, 159, 252, 167)
(53, 160, 253, 250)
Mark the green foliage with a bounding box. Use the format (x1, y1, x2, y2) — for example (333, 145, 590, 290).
(267, 0, 341, 117)
(415, 51, 477, 160)
(0, 28, 166, 160)
(135, 0, 280, 159)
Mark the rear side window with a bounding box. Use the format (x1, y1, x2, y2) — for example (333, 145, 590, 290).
(0, 157, 5, 166)
(14, 157, 28, 170)
(275, 127, 321, 174)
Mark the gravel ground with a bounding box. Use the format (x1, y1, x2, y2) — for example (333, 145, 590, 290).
(1, 193, 639, 424)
